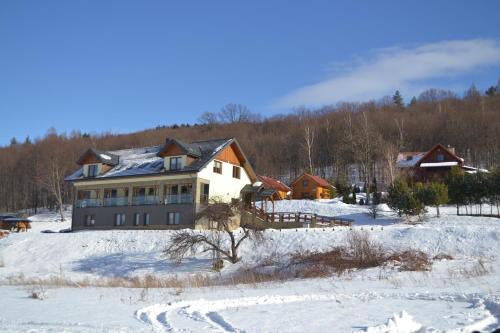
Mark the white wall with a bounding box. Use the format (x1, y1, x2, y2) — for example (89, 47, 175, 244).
(197, 159, 252, 202)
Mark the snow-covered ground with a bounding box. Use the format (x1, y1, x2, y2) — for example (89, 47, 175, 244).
(0, 201, 499, 332)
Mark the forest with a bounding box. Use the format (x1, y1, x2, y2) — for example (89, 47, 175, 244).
(1, 82, 499, 213)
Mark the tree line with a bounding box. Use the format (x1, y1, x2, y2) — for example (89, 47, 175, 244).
(1, 82, 499, 214)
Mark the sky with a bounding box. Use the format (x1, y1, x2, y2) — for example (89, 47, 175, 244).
(1, 1, 499, 145)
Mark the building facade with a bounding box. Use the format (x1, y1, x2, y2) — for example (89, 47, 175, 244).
(66, 138, 256, 230)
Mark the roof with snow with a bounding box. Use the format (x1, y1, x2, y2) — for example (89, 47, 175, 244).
(396, 152, 426, 168)
(76, 148, 120, 166)
(66, 138, 234, 181)
(258, 175, 292, 192)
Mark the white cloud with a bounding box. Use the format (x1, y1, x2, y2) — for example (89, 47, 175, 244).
(273, 39, 500, 108)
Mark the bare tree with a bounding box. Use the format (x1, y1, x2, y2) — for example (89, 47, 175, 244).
(198, 111, 219, 125)
(164, 202, 264, 264)
(219, 104, 259, 123)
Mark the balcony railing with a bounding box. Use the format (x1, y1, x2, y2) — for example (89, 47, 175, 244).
(76, 199, 100, 208)
(132, 195, 161, 206)
(104, 197, 129, 207)
(165, 194, 193, 204)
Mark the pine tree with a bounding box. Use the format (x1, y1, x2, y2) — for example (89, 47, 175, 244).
(392, 90, 404, 108)
(409, 96, 417, 106)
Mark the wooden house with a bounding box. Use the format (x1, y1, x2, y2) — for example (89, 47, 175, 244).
(257, 175, 291, 200)
(397, 143, 480, 182)
(290, 173, 335, 200)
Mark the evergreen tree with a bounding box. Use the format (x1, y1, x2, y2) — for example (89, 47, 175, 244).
(446, 167, 466, 215)
(485, 86, 497, 97)
(387, 178, 411, 217)
(393, 90, 404, 108)
(409, 96, 417, 107)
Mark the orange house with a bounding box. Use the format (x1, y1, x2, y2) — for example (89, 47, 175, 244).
(290, 173, 335, 200)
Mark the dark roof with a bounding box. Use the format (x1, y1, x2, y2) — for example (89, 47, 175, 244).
(77, 148, 120, 166)
(66, 138, 235, 181)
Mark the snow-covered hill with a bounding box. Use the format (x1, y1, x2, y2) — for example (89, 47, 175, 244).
(0, 201, 499, 332)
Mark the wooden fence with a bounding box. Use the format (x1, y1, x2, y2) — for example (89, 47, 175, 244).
(244, 206, 353, 228)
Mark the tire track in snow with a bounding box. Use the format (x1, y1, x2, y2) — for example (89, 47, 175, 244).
(135, 293, 500, 332)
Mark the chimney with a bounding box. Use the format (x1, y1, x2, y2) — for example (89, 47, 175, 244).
(447, 145, 455, 155)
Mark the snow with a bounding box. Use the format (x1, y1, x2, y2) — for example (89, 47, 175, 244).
(420, 161, 459, 167)
(99, 153, 112, 160)
(1, 202, 499, 332)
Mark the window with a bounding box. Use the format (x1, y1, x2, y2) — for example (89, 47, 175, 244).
(201, 183, 210, 204)
(88, 164, 98, 177)
(232, 166, 241, 179)
(213, 160, 222, 174)
(302, 179, 309, 187)
(170, 157, 182, 170)
(144, 213, 150, 226)
(167, 212, 180, 225)
(437, 153, 444, 162)
(115, 213, 126, 226)
(85, 215, 95, 226)
(134, 213, 140, 226)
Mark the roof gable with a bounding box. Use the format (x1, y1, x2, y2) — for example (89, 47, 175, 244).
(291, 173, 332, 188)
(258, 175, 291, 192)
(76, 148, 119, 166)
(417, 144, 463, 166)
(158, 138, 202, 158)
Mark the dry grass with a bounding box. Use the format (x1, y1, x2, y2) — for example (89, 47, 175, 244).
(433, 253, 454, 261)
(0, 258, 4, 268)
(287, 231, 433, 278)
(449, 259, 492, 279)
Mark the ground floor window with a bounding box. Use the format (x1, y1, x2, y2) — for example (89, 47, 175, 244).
(167, 212, 180, 225)
(134, 213, 140, 226)
(85, 215, 95, 226)
(115, 213, 126, 226)
(144, 213, 150, 226)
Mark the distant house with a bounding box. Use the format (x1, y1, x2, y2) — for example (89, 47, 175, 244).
(65, 137, 257, 230)
(290, 173, 335, 200)
(396, 143, 482, 182)
(257, 175, 291, 200)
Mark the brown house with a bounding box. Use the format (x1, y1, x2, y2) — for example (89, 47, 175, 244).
(257, 175, 291, 200)
(397, 143, 478, 182)
(290, 173, 335, 200)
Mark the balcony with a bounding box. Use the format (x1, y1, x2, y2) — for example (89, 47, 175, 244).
(104, 197, 129, 207)
(132, 195, 161, 206)
(165, 194, 193, 204)
(76, 199, 100, 208)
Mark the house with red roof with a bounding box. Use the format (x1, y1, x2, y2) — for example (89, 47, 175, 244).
(290, 173, 335, 200)
(396, 143, 483, 182)
(257, 175, 292, 200)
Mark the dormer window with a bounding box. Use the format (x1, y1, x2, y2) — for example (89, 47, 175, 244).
(88, 164, 98, 177)
(437, 153, 444, 162)
(170, 157, 183, 170)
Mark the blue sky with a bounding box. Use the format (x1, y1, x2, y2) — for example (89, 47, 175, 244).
(1, 1, 499, 145)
